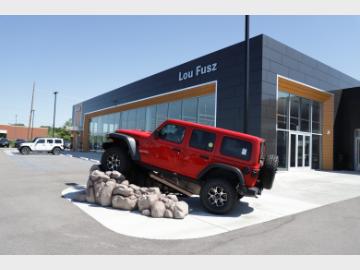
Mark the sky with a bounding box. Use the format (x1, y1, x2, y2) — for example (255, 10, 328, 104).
(0, 15, 359, 128)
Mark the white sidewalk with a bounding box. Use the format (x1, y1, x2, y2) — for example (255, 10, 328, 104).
(62, 170, 360, 240)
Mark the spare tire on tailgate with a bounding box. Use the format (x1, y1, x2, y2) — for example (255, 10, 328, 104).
(259, 154, 279, 189)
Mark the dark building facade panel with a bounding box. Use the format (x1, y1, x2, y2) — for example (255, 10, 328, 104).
(260, 35, 360, 154)
(333, 87, 360, 170)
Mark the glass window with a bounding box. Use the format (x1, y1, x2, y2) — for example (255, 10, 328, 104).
(103, 115, 109, 134)
(37, 139, 45, 144)
(220, 136, 252, 161)
(198, 95, 215, 126)
(182, 97, 198, 123)
(300, 98, 311, 132)
(114, 112, 120, 130)
(128, 109, 137, 129)
(156, 103, 169, 127)
(136, 107, 146, 130)
(168, 100, 182, 120)
(276, 130, 288, 169)
(277, 91, 289, 129)
(290, 95, 300, 130)
(312, 101, 321, 133)
(122, 111, 129, 129)
(108, 113, 115, 133)
(47, 139, 53, 144)
(312, 134, 321, 169)
(55, 139, 62, 144)
(145, 105, 156, 131)
(189, 129, 216, 152)
(158, 124, 185, 144)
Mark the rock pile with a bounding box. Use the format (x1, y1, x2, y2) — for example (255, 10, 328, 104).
(72, 164, 189, 219)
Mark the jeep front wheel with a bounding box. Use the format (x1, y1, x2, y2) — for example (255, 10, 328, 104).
(101, 146, 132, 173)
(20, 146, 30, 155)
(200, 178, 237, 215)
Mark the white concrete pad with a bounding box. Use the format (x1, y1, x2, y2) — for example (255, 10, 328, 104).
(62, 170, 360, 240)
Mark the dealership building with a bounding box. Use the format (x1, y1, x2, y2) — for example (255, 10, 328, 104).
(72, 34, 360, 171)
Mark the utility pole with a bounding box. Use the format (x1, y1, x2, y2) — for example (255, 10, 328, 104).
(52, 91, 58, 137)
(244, 15, 250, 134)
(30, 110, 35, 140)
(27, 82, 35, 140)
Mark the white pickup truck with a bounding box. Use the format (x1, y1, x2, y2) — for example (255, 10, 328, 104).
(18, 137, 64, 155)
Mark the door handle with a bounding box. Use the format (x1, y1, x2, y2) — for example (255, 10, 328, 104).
(172, 148, 181, 153)
(200, 154, 209, 160)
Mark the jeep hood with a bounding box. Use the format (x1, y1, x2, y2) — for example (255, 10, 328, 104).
(114, 129, 152, 139)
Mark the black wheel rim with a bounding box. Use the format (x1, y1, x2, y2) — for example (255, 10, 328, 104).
(107, 154, 121, 170)
(207, 185, 228, 207)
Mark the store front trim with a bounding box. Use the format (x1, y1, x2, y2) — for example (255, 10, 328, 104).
(82, 81, 217, 151)
(276, 75, 334, 170)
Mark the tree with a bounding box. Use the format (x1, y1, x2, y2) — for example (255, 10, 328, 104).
(48, 118, 72, 141)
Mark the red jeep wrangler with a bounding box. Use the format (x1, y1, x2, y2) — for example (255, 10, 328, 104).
(101, 119, 278, 214)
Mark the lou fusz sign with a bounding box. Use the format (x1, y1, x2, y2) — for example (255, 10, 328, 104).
(178, 63, 218, 82)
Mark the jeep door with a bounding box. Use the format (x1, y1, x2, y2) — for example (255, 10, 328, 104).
(46, 139, 54, 151)
(34, 139, 47, 151)
(179, 128, 216, 179)
(143, 123, 186, 173)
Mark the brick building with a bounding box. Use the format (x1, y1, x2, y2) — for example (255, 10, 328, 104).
(0, 125, 48, 141)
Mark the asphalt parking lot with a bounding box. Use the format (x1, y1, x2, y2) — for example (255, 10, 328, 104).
(1, 148, 360, 254)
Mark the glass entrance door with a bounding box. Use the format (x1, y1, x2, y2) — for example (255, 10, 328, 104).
(289, 132, 311, 169)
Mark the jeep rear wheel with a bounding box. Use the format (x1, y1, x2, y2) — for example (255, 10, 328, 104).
(200, 178, 237, 215)
(101, 146, 132, 173)
(259, 154, 279, 189)
(20, 146, 30, 155)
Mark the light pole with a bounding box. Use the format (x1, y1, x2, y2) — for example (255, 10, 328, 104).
(52, 91, 58, 137)
(244, 15, 250, 134)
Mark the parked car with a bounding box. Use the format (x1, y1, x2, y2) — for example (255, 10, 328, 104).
(18, 137, 64, 155)
(100, 119, 278, 215)
(15, 139, 26, 149)
(0, 138, 10, 148)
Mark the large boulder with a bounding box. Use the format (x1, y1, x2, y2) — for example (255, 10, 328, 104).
(137, 194, 159, 211)
(147, 187, 161, 195)
(166, 194, 178, 202)
(173, 201, 189, 219)
(93, 181, 105, 204)
(129, 184, 140, 191)
(90, 170, 110, 182)
(98, 181, 116, 206)
(141, 209, 150, 216)
(89, 164, 101, 173)
(164, 209, 173, 218)
(110, 171, 126, 182)
(113, 184, 134, 197)
(151, 201, 166, 218)
(112, 195, 137, 210)
(164, 199, 176, 212)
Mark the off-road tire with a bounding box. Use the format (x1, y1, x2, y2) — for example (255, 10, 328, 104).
(259, 154, 279, 189)
(20, 146, 30, 155)
(52, 147, 61, 155)
(200, 178, 237, 215)
(101, 146, 132, 173)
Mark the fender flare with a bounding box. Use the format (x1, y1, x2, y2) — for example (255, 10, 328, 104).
(197, 163, 245, 187)
(102, 133, 140, 160)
